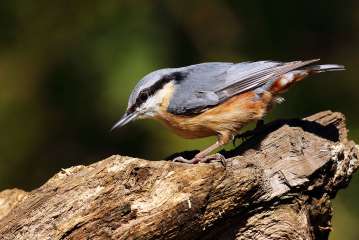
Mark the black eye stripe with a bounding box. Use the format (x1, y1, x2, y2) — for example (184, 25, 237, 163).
(139, 91, 148, 100)
(128, 71, 187, 113)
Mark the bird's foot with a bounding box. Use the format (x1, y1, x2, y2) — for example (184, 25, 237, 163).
(173, 153, 225, 165)
(199, 153, 226, 166)
(172, 156, 200, 164)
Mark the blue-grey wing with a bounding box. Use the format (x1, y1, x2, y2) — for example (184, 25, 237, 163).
(167, 62, 233, 115)
(167, 60, 319, 115)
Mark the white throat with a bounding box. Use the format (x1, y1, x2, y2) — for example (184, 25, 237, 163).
(138, 82, 174, 119)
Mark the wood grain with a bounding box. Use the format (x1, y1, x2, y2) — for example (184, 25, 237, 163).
(0, 111, 357, 240)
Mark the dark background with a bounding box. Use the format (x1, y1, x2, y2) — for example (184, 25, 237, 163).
(0, 1, 358, 238)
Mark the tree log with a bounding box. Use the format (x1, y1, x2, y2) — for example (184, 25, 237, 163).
(0, 111, 358, 240)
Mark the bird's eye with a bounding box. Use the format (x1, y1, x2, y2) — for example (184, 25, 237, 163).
(139, 91, 148, 102)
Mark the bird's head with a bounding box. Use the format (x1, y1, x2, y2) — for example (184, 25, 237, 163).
(111, 68, 185, 130)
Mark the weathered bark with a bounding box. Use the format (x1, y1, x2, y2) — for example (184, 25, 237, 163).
(0, 111, 357, 240)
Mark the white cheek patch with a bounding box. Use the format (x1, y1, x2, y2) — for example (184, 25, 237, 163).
(141, 83, 173, 118)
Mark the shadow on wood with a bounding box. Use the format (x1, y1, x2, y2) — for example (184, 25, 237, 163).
(0, 111, 357, 240)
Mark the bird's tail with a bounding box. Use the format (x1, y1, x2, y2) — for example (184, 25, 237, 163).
(270, 61, 345, 94)
(303, 64, 345, 73)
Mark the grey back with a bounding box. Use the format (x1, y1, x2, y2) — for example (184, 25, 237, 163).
(168, 60, 316, 115)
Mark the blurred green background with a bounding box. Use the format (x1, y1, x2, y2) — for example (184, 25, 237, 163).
(0, 0, 358, 238)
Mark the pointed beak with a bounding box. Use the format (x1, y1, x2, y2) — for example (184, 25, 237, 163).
(111, 111, 139, 131)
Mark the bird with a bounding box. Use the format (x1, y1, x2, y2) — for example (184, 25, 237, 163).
(111, 59, 344, 164)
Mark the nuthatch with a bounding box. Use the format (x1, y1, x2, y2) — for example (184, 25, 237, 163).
(112, 59, 344, 164)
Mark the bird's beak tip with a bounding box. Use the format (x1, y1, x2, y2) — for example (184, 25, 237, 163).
(110, 123, 120, 132)
(110, 111, 138, 132)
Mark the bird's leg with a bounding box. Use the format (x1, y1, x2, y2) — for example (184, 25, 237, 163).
(173, 141, 222, 164)
(194, 141, 224, 163)
(173, 133, 229, 164)
(233, 119, 264, 146)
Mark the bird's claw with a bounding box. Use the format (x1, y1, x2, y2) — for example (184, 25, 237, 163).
(172, 156, 200, 164)
(199, 153, 225, 164)
(172, 153, 226, 166)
